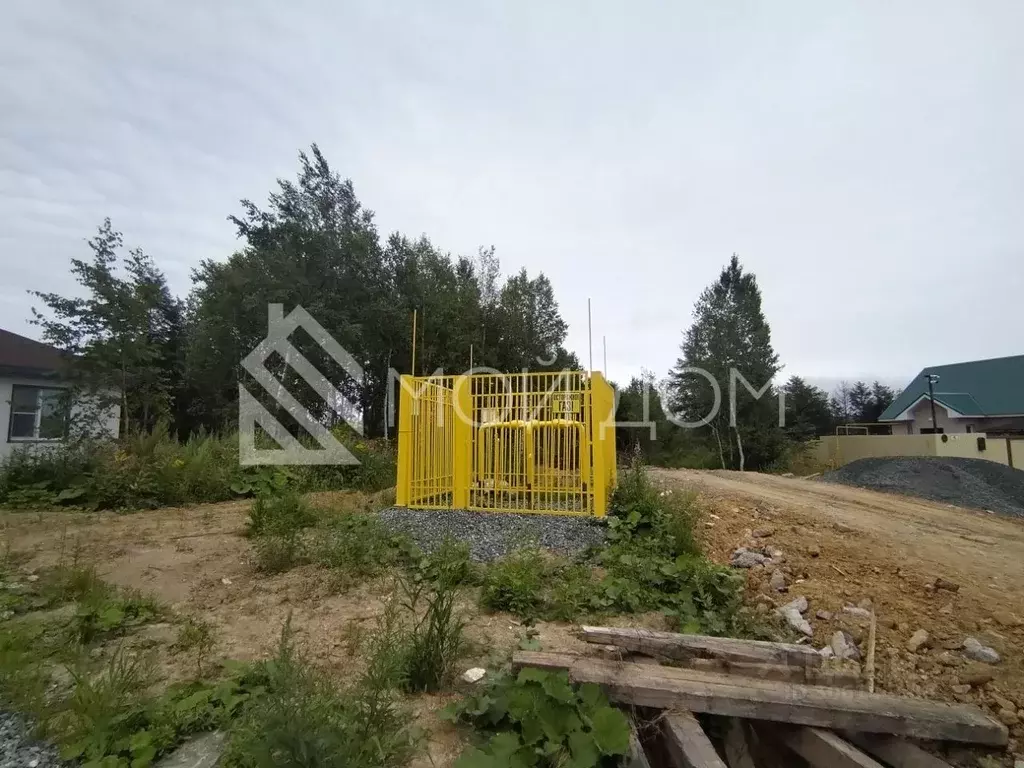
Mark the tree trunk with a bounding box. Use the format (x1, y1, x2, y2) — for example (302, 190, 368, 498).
(734, 426, 745, 472)
(711, 425, 726, 469)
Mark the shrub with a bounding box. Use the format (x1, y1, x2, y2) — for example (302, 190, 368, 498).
(444, 668, 631, 768)
(73, 589, 161, 644)
(480, 548, 548, 619)
(246, 490, 316, 538)
(310, 513, 415, 581)
(174, 617, 217, 679)
(253, 529, 303, 574)
(0, 422, 397, 511)
(397, 575, 466, 693)
(225, 618, 418, 768)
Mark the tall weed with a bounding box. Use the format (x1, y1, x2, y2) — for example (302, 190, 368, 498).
(225, 617, 418, 768)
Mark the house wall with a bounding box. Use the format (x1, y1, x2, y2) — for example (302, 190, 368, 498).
(811, 433, 1014, 469)
(0, 376, 120, 462)
(906, 399, 987, 434)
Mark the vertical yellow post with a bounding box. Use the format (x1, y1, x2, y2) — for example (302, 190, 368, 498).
(589, 376, 607, 518)
(598, 374, 617, 490)
(452, 375, 472, 508)
(396, 375, 414, 506)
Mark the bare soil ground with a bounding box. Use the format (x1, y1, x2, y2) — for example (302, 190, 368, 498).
(3, 471, 1024, 764)
(654, 468, 1024, 761)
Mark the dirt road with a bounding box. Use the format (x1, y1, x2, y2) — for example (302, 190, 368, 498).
(654, 467, 1024, 752)
(655, 468, 1024, 608)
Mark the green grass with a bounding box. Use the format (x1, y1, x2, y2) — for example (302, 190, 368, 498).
(0, 424, 397, 512)
(223, 617, 420, 768)
(477, 457, 750, 635)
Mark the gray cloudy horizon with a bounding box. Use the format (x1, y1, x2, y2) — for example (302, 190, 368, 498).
(2, 1, 1021, 394)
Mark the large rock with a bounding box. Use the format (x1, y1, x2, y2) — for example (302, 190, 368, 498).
(906, 629, 930, 653)
(830, 630, 861, 661)
(730, 548, 767, 568)
(776, 596, 811, 637)
(962, 637, 1000, 664)
(155, 731, 226, 768)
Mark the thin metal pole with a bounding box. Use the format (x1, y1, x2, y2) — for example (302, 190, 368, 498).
(411, 309, 417, 376)
(603, 335, 607, 377)
(469, 344, 473, 373)
(927, 374, 939, 433)
(587, 298, 593, 374)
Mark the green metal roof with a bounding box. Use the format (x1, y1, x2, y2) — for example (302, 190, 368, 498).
(879, 354, 1024, 421)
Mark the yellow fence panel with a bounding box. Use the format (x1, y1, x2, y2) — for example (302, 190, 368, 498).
(396, 370, 615, 517)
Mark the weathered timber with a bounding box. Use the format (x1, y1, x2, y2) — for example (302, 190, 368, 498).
(580, 626, 822, 667)
(512, 652, 1008, 746)
(783, 728, 884, 768)
(628, 719, 652, 768)
(843, 733, 955, 768)
(662, 712, 727, 768)
(684, 658, 860, 688)
(722, 719, 757, 768)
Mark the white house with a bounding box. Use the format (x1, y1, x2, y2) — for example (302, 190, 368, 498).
(878, 354, 1024, 435)
(0, 329, 120, 461)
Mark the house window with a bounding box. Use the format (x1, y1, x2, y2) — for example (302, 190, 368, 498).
(8, 385, 68, 441)
(966, 425, 974, 434)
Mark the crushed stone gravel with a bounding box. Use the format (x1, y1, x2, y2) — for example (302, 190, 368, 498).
(0, 712, 62, 768)
(821, 456, 1024, 518)
(377, 507, 608, 561)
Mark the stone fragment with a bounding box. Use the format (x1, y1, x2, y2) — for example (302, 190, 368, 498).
(906, 629, 930, 653)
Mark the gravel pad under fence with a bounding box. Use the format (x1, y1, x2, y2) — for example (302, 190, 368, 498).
(377, 508, 608, 561)
(0, 712, 62, 768)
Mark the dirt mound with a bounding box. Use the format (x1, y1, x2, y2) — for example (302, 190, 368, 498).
(822, 456, 1024, 517)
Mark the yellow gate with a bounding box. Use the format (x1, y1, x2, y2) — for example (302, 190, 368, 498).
(396, 371, 616, 517)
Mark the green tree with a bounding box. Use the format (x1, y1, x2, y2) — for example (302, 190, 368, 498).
(782, 376, 833, 440)
(666, 254, 784, 470)
(866, 381, 897, 422)
(848, 381, 873, 423)
(30, 219, 185, 437)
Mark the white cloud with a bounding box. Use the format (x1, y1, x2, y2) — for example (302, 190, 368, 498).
(2, 0, 1021, 389)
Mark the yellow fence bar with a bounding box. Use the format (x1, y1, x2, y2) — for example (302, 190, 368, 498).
(396, 370, 615, 517)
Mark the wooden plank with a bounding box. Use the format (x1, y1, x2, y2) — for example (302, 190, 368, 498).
(662, 711, 727, 768)
(512, 652, 1008, 746)
(581, 626, 822, 667)
(844, 733, 954, 768)
(685, 658, 860, 689)
(865, 610, 877, 692)
(628, 719, 652, 768)
(783, 728, 885, 768)
(722, 719, 757, 768)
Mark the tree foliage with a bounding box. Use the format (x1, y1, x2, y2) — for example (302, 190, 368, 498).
(31, 146, 576, 441)
(30, 219, 185, 437)
(665, 255, 784, 470)
(782, 376, 832, 441)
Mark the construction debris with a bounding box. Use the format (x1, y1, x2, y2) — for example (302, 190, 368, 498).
(524, 627, 1008, 767)
(776, 596, 813, 637)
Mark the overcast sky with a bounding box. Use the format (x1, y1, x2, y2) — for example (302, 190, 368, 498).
(2, 1, 1022, 393)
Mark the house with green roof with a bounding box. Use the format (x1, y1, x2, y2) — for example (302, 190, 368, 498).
(878, 354, 1024, 435)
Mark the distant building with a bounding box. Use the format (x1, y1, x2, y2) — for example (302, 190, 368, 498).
(0, 329, 120, 460)
(878, 355, 1024, 435)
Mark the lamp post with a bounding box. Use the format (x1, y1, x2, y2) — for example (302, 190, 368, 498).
(926, 374, 941, 433)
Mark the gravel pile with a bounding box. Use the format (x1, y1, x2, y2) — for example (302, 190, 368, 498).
(0, 712, 61, 768)
(377, 508, 607, 561)
(822, 457, 1024, 518)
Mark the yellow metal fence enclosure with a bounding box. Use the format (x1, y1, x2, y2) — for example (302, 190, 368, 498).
(396, 371, 615, 517)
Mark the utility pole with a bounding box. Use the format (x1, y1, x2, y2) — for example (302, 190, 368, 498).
(926, 373, 941, 434)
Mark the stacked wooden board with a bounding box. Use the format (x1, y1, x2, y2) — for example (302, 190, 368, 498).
(512, 626, 1008, 767)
